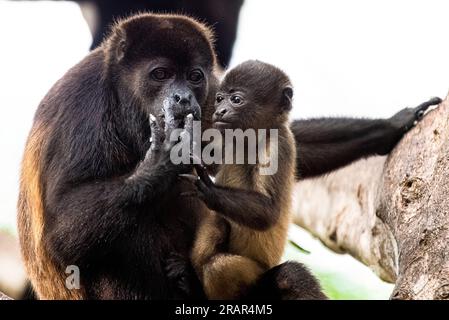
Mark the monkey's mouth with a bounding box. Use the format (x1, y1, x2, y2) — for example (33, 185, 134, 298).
(158, 112, 185, 131)
(177, 117, 186, 129)
(213, 121, 232, 129)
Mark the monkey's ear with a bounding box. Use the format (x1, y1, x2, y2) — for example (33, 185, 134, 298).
(115, 38, 128, 62)
(281, 87, 293, 111)
(111, 27, 129, 62)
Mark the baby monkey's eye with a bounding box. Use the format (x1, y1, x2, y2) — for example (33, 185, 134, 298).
(216, 95, 224, 103)
(230, 95, 243, 105)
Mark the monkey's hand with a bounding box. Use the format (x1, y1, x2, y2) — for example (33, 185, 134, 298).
(162, 114, 194, 174)
(135, 113, 193, 184)
(163, 97, 201, 139)
(379, 96, 442, 155)
(165, 253, 204, 299)
(143, 114, 164, 164)
(179, 163, 217, 206)
(389, 97, 442, 133)
(163, 98, 182, 140)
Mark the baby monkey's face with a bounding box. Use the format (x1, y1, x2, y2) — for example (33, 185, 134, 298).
(211, 85, 292, 131)
(212, 88, 251, 130)
(212, 60, 293, 131)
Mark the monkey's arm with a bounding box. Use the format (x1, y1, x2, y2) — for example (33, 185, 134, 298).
(202, 186, 278, 231)
(180, 167, 279, 231)
(45, 117, 192, 267)
(292, 97, 442, 179)
(46, 152, 183, 266)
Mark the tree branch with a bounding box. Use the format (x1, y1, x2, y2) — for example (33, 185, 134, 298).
(293, 94, 449, 300)
(0, 291, 12, 300)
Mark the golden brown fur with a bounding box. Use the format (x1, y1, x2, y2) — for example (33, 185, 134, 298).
(189, 61, 297, 299)
(192, 126, 295, 299)
(18, 121, 84, 299)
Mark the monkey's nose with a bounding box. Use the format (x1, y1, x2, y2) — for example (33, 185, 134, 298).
(214, 108, 227, 117)
(173, 92, 192, 106)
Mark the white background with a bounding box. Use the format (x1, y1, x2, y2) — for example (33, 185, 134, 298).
(0, 1, 448, 297)
(1, 0, 449, 234)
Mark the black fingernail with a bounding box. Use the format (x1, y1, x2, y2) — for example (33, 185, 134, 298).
(416, 110, 425, 119)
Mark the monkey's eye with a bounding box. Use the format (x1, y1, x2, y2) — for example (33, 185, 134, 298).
(188, 69, 204, 83)
(216, 95, 224, 103)
(151, 68, 170, 81)
(230, 95, 243, 105)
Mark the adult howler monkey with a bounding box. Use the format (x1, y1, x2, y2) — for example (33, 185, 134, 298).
(18, 13, 218, 300)
(17, 12, 441, 299)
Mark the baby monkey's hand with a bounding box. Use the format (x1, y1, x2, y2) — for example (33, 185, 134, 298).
(179, 157, 216, 205)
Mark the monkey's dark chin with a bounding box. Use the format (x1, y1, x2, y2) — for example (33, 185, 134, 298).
(213, 121, 233, 130)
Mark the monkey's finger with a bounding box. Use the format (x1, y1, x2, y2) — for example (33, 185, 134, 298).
(195, 180, 211, 198)
(149, 114, 157, 144)
(189, 152, 202, 165)
(183, 114, 194, 136)
(178, 114, 194, 145)
(414, 97, 442, 120)
(149, 114, 163, 151)
(163, 99, 182, 137)
(180, 191, 199, 198)
(192, 108, 201, 121)
(178, 174, 199, 183)
(194, 164, 213, 186)
(196, 191, 207, 202)
(144, 149, 154, 163)
(149, 114, 157, 128)
(193, 162, 207, 174)
(163, 98, 174, 120)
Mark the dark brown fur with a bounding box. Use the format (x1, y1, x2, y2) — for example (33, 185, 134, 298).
(18, 13, 218, 300)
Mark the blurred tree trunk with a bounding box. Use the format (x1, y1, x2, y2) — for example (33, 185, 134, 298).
(0, 231, 27, 299)
(0, 291, 12, 300)
(293, 95, 449, 300)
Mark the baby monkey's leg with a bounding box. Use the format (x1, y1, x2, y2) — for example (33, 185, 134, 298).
(191, 214, 230, 274)
(203, 253, 265, 300)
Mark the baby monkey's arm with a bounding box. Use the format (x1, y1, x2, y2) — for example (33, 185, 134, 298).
(180, 164, 279, 231)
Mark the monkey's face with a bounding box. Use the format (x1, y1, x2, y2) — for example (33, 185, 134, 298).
(212, 89, 253, 130)
(109, 13, 218, 131)
(212, 61, 294, 131)
(129, 57, 209, 129)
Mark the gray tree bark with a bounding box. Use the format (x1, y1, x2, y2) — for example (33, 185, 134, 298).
(292, 94, 449, 300)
